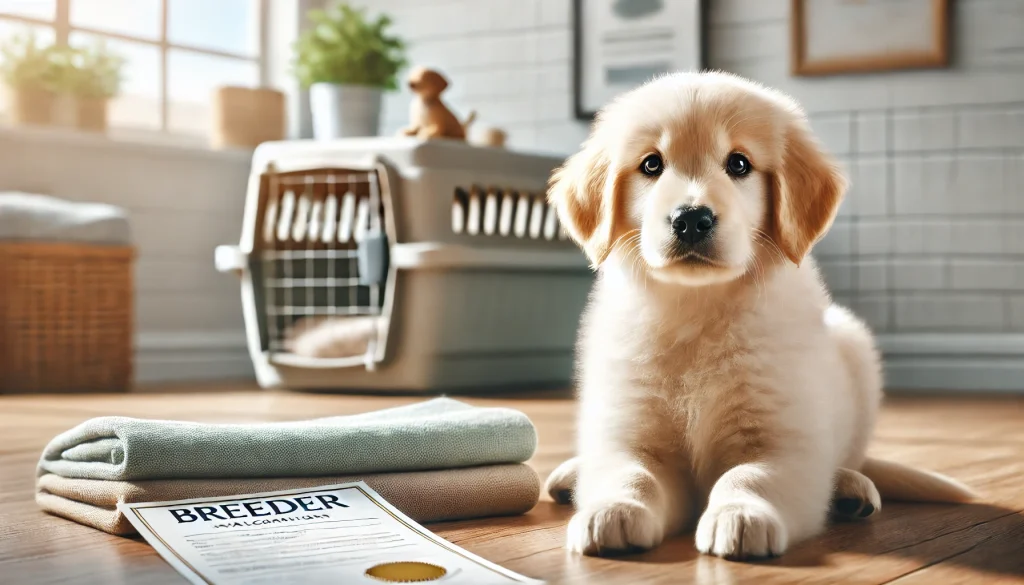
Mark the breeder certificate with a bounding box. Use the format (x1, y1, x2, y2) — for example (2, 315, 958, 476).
(120, 481, 541, 584)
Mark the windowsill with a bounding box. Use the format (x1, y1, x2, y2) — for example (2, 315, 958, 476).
(0, 121, 256, 163)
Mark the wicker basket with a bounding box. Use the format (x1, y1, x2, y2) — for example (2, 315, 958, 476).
(0, 243, 134, 393)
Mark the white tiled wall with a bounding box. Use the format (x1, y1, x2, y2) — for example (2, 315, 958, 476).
(4, 0, 1018, 386)
(370, 0, 588, 155)
(370, 0, 1024, 336)
(0, 2, 329, 384)
(0, 128, 253, 382)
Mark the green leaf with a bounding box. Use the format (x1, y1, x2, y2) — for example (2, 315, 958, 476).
(315, 22, 341, 43)
(0, 30, 61, 91)
(292, 1, 407, 90)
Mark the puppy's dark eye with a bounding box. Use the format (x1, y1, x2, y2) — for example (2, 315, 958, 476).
(725, 152, 751, 177)
(640, 154, 663, 177)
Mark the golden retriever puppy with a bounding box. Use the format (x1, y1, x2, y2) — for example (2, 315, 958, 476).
(545, 71, 974, 560)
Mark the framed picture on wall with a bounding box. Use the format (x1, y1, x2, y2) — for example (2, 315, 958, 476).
(791, 0, 950, 76)
(573, 0, 705, 120)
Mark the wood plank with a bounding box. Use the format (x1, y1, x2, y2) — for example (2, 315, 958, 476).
(886, 512, 1024, 585)
(0, 390, 1022, 584)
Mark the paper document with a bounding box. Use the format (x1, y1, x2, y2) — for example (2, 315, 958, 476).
(120, 481, 541, 584)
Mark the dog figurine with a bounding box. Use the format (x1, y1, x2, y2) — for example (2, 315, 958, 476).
(400, 66, 476, 141)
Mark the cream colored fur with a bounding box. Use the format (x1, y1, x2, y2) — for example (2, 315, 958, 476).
(283, 316, 374, 358)
(545, 71, 975, 560)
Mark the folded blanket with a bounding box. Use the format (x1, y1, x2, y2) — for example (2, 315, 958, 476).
(38, 398, 537, 481)
(37, 464, 540, 536)
(0, 191, 131, 244)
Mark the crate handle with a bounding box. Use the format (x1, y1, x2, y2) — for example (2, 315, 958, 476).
(215, 245, 247, 276)
(391, 243, 589, 272)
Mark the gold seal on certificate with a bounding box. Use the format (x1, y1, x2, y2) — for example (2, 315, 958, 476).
(365, 561, 447, 582)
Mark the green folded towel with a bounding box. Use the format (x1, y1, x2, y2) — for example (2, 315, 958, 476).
(38, 398, 537, 481)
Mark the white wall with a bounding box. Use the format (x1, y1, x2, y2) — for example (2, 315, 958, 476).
(267, 0, 329, 139)
(374, 0, 588, 155)
(369, 0, 1024, 391)
(706, 0, 1024, 390)
(0, 1, 330, 385)
(0, 127, 254, 383)
(372, 0, 1024, 330)
(702, 0, 1024, 337)
(4, 0, 1022, 389)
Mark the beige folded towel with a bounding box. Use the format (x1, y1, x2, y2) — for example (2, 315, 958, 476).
(37, 464, 539, 536)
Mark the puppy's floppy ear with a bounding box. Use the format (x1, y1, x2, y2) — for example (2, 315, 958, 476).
(427, 70, 448, 93)
(548, 136, 619, 268)
(768, 117, 847, 265)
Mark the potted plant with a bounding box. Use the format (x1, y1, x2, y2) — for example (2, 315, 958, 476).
(0, 31, 59, 126)
(64, 41, 125, 133)
(293, 3, 406, 139)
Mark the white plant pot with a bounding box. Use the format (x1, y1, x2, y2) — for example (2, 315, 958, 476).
(309, 83, 383, 140)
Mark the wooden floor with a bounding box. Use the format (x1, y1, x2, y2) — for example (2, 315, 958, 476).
(2, 386, 1023, 585)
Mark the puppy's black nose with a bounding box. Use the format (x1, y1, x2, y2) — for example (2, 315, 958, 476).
(670, 205, 716, 244)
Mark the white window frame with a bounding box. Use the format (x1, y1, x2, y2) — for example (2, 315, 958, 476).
(0, 0, 269, 132)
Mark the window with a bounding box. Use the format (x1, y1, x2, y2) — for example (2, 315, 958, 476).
(0, 0, 265, 137)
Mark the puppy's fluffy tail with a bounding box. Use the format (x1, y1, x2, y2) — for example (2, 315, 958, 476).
(861, 457, 977, 504)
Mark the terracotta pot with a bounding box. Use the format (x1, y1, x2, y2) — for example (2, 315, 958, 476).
(75, 97, 108, 133)
(52, 94, 77, 128)
(211, 86, 286, 149)
(478, 127, 507, 148)
(8, 86, 55, 126)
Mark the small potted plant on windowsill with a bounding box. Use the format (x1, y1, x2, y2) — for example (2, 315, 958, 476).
(293, 3, 406, 139)
(0, 31, 59, 127)
(64, 41, 125, 133)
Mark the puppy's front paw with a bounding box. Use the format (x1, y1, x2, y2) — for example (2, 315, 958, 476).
(695, 498, 788, 560)
(567, 499, 663, 556)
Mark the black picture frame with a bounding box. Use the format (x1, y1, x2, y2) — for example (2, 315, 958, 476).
(572, 0, 709, 121)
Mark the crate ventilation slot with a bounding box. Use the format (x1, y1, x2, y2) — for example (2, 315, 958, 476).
(262, 179, 380, 247)
(452, 186, 569, 241)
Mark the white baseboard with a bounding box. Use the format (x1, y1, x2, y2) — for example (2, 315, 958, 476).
(133, 331, 1024, 393)
(877, 333, 1024, 393)
(135, 331, 254, 384)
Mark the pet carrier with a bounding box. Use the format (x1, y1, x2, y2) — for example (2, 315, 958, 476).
(215, 137, 592, 392)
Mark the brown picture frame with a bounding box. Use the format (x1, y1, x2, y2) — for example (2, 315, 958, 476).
(791, 0, 950, 76)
